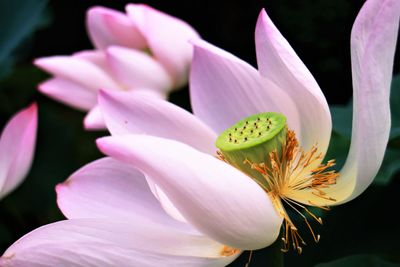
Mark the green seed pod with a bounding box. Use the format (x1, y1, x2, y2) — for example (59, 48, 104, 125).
(216, 112, 287, 187)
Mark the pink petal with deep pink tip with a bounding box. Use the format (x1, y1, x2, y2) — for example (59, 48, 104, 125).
(84, 106, 106, 130)
(106, 45, 173, 92)
(1, 218, 239, 267)
(255, 9, 331, 153)
(34, 56, 121, 91)
(97, 135, 282, 250)
(86, 6, 146, 50)
(98, 90, 217, 154)
(126, 4, 200, 87)
(0, 104, 37, 199)
(39, 78, 97, 111)
(190, 39, 301, 137)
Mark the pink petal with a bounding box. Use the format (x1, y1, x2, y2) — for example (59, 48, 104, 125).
(73, 50, 110, 73)
(335, 0, 399, 203)
(0, 104, 37, 199)
(56, 157, 188, 228)
(97, 135, 282, 250)
(255, 9, 331, 152)
(83, 106, 106, 130)
(126, 4, 200, 87)
(38, 78, 97, 111)
(34, 56, 121, 91)
(106, 46, 173, 91)
(86, 6, 146, 50)
(98, 90, 217, 154)
(1, 218, 239, 267)
(190, 39, 301, 136)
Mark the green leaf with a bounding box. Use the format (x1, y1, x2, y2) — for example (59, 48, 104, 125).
(316, 255, 400, 267)
(0, 0, 49, 80)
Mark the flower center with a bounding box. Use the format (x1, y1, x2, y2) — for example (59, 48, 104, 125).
(216, 112, 339, 254)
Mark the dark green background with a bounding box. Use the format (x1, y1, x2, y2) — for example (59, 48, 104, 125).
(0, 0, 399, 266)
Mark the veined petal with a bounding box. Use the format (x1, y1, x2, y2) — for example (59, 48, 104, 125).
(34, 56, 121, 91)
(86, 6, 146, 50)
(38, 78, 97, 111)
(56, 157, 191, 229)
(106, 46, 173, 91)
(97, 135, 282, 250)
(255, 9, 331, 153)
(83, 106, 106, 130)
(98, 90, 217, 154)
(190, 39, 301, 137)
(334, 0, 399, 203)
(289, 0, 400, 206)
(0, 104, 37, 199)
(0, 219, 239, 267)
(126, 4, 200, 87)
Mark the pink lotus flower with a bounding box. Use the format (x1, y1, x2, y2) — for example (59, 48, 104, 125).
(0, 104, 37, 200)
(35, 4, 200, 130)
(1, 0, 398, 266)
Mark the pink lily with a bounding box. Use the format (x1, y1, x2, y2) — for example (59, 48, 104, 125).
(35, 4, 200, 130)
(1, 0, 398, 265)
(0, 104, 37, 200)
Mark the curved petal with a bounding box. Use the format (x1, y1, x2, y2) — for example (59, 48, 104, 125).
(34, 56, 121, 91)
(255, 9, 331, 153)
(126, 4, 200, 87)
(0, 104, 37, 199)
(289, 0, 400, 206)
(98, 90, 217, 154)
(38, 78, 97, 111)
(106, 46, 173, 92)
(335, 0, 399, 203)
(83, 106, 106, 130)
(86, 6, 146, 50)
(56, 157, 189, 229)
(190, 39, 301, 137)
(97, 135, 282, 250)
(1, 219, 239, 267)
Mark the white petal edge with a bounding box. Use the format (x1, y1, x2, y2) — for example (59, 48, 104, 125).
(84, 106, 106, 130)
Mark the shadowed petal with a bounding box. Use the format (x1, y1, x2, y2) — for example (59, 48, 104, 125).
(0, 219, 239, 267)
(97, 135, 282, 250)
(190, 39, 301, 138)
(0, 104, 37, 199)
(86, 6, 146, 50)
(255, 9, 331, 153)
(56, 157, 189, 229)
(98, 90, 217, 154)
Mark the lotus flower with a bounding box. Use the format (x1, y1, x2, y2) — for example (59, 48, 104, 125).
(35, 4, 200, 130)
(0, 104, 37, 200)
(1, 0, 398, 266)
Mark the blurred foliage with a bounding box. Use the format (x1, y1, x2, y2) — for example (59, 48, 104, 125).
(316, 255, 400, 267)
(0, 0, 50, 80)
(326, 75, 400, 185)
